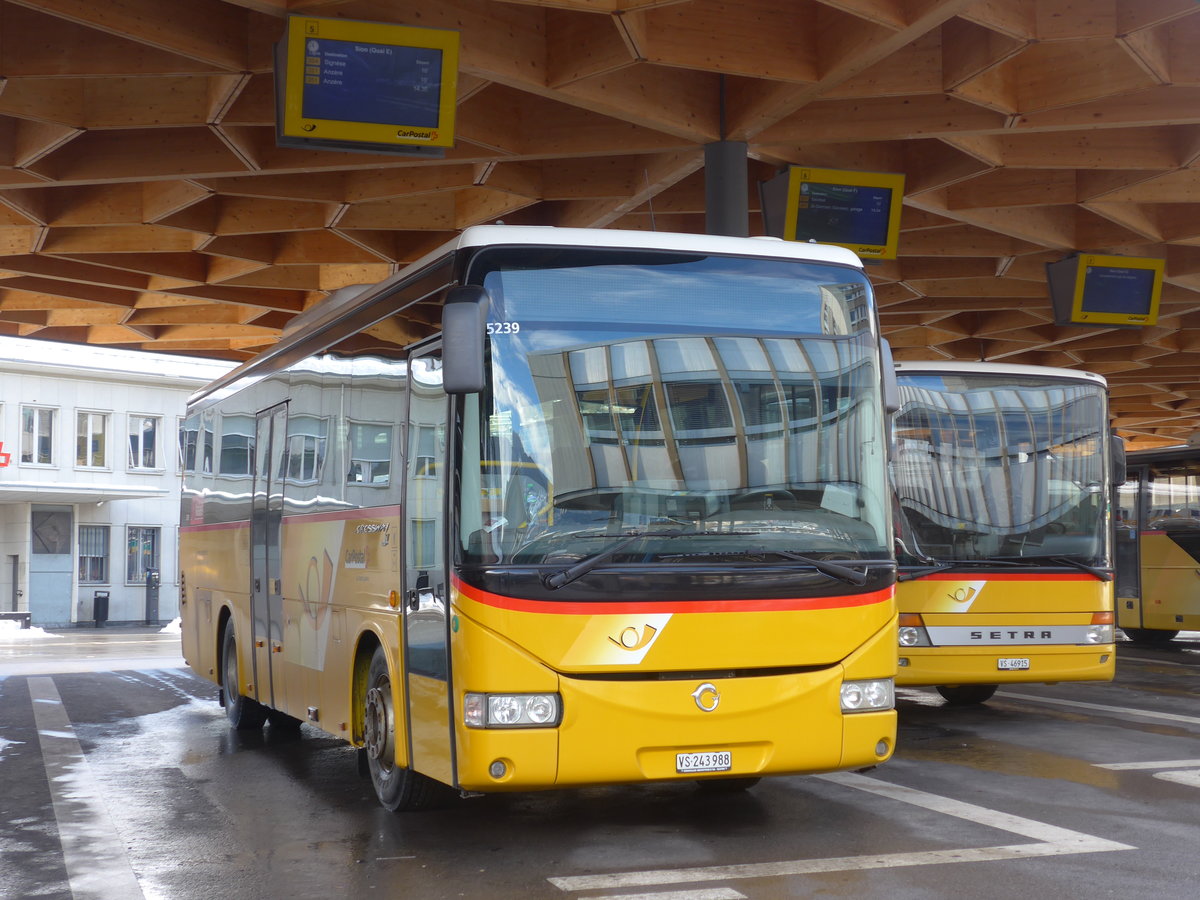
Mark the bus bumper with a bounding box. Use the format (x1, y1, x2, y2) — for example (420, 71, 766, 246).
(896, 644, 1116, 686)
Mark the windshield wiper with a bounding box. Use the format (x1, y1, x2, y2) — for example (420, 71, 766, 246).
(991, 555, 1113, 582)
(898, 559, 1029, 582)
(541, 529, 688, 590)
(662, 548, 868, 586)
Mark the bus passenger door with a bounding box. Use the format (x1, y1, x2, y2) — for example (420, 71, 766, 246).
(1114, 470, 1142, 628)
(403, 345, 454, 786)
(251, 402, 288, 709)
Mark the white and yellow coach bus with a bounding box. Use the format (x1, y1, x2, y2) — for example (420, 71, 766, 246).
(179, 225, 898, 810)
(890, 361, 1121, 705)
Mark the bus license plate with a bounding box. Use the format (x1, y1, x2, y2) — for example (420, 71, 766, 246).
(676, 751, 732, 773)
(997, 657, 1030, 670)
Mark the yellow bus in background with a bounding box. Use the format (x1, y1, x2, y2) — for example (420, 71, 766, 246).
(890, 361, 1120, 705)
(179, 225, 898, 810)
(1115, 445, 1200, 642)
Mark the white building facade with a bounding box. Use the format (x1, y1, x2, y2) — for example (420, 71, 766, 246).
(0, 338, 234, 627)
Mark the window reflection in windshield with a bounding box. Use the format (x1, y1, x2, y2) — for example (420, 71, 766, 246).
(457, 249, 890, 574)
(893, 374, 1108, 565)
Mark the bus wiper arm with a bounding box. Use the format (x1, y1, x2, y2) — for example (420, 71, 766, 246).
(897, 559, 1027, 582)
(541, 529, 688, 590)
(765, 550, 868, 586)
(991, 555, 1113, 582)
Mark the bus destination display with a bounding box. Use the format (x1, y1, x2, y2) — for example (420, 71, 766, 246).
(1080, 264, 1156, 316)
(301, 37, 442, 129)
(793, 181, 892, 248)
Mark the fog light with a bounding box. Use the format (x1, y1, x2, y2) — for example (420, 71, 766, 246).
(875, 739, 891, 757)
(489, 759, 507, 779)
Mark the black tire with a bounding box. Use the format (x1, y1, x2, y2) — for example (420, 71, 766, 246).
(695, 777, 761, 793)
(221, 622, 268, 730)
(1122, 627, 1179, 644)
(936, 684, 998, 706)
(362, 645, 443, 811)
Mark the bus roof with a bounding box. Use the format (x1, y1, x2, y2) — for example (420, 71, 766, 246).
(894, 359, 1108, 388)
(450, 225, 864, 266)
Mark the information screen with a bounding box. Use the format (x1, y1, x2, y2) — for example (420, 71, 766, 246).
(301, 37, 443, 128)
(1080, 265, 1156, 315)
(792, 181, 893, 247)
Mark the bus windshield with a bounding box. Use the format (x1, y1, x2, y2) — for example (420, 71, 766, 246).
(893, 373, 1109, 566)
(457, 247, 890, 584)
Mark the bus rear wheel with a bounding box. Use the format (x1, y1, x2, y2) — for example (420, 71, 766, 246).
(936, 684, 998, 706)
(1122, 627, 1178, 644)
(362, 645, 442, 812)
(221, 622, 268, 730)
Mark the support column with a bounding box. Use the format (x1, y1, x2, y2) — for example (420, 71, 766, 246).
(704, 140, 749, 237)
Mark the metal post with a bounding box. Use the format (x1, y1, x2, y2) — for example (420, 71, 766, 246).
(704, 140, 749, 237)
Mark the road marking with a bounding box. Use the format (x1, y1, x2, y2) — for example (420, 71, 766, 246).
(546, 772, 1132, 894)
(1095, 759, 1200, 770)
(591, 890, 746, 900)
(999, 692, 1200, 726)
(1154, 770, 1200, 788)
(28, 676, 145, 900)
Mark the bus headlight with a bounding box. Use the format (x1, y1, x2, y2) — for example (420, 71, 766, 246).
(464, 692, 561, 728)
(898, 613, 931, 647)
(1085, 624, 1113, 644)
(841, 679, 895, 712)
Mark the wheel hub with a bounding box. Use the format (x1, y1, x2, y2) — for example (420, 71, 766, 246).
(363, 686, 392, 762)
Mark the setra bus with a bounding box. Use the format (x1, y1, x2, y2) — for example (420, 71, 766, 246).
(179, 225, 898, 810)
(890, 361, 1121, 705)
(1115, 444, 1200, 642)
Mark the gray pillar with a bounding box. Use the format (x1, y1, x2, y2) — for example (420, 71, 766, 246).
(704, 140, 749, 237)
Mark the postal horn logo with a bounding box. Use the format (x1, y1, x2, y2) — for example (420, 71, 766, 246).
(949, 586, 977, 605)
(608, 624, 657, 651)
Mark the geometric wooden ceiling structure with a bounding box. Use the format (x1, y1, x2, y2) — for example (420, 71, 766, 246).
(2, 0, 1200, 447)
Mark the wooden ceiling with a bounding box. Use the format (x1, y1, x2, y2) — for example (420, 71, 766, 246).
(2, 0, 1200, 447)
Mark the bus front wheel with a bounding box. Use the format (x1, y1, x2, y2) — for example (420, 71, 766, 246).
(362, 646, 441, 811)
(221, 622, 268, 730)
(936, 684, 998, 706)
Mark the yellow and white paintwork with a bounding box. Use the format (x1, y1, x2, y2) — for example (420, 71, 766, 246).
(896, 574, 1115, 687)
(182, 506, 897, 792)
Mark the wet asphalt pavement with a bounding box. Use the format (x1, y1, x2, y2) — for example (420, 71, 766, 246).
(1, 627, 1198, 900)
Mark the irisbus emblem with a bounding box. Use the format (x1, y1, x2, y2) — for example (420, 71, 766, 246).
(691, 683, 720, 712)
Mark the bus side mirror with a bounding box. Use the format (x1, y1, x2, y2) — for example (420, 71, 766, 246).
(1110, 433, 1127, 487)
(881, 338, 899, 415)
(442, 285, 490, 394)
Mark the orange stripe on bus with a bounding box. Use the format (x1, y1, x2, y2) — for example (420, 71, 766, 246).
(453, 575, 893, 615)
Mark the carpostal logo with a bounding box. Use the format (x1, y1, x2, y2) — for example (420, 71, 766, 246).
(397, 128, 436, 141)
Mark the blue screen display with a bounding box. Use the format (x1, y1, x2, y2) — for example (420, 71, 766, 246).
(793, 181, 892, 247)
(301, 37, 442, 128)
(1081, 265, 1155, 315)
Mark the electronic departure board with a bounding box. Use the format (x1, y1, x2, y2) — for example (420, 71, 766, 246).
(759, 167, 905, 259)
(275, 16, 458, 156)
(1047, 254, 1164, 327)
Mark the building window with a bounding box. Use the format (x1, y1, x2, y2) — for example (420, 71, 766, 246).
(126, 526, 160, 584)
(21, 406, 55, 465)
(284, 415, 327, 483)
(128, 415, 160, 469)
(411, 518, 435, 568)
(413, 425, 439, 478)
(80, 525, 110, 584)
(218, 415, 254, 476)
(76, 411, 109, 468)
(347, 422, 392, 485)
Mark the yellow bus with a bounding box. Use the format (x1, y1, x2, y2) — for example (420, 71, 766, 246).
(179, 225, 898, 810)
(1115, 444, 1200, 642)
(890, 361, 1120, 705)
